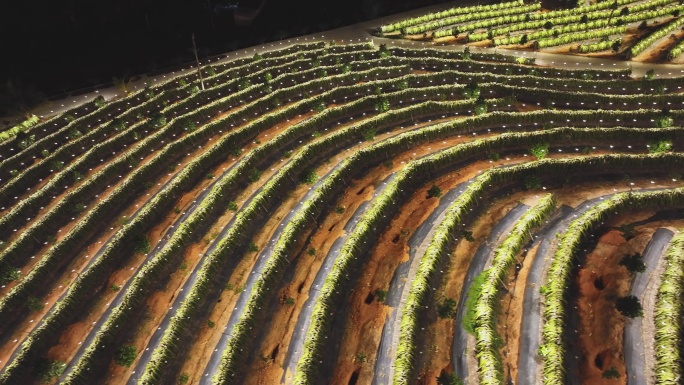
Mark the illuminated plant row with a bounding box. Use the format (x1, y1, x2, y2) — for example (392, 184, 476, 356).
(290, 109, 684, 384)
(654, 232, 684, 385)
(474, 194, 557, 385)
(540, 182, 684, 385)
(134, 84, 512, 384)
(579, 38, 622, 53)
(396, 153, 684, 385)
(667, 37, 684, 59)
(62, 70, 492, 384)
(403, 2, 541, 36)
(378, 0, 524, 34)
(630, 15, 684, 58)
(208, 95, 511, 385)
(534, 25, 628, 50)
(1, 63, 411, 384)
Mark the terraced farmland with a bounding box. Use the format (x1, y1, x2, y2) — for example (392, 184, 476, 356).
(378, 0, 684, 62)
(0, 29, 683, 385)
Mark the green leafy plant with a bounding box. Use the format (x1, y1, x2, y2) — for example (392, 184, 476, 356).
(619, 253, 646, 274)
(27, 296, 45, 312)
(248, 168, 262, 183)
(178, 372, 190, 384)
(530, 143, 549, 159)
(616, 295, 643, 318)
(134, 235, 151, 255)
(649, 139, 673, 152)
(35, 358, 67, 383)
(301, 169, 318, 184)
(248, 242, 259, 253)
(438, 297, 458, 319)
(375, 289, 387, 303)
(427, 185, 443, 198)
(114, 345, 137, 367)
(602, 367, 620, 379)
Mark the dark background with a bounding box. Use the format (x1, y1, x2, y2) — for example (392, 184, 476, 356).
(0, 0, 468, 114)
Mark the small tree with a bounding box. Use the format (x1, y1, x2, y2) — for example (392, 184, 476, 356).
(114, 345, 137, 367)
(615, 295, 643, 318)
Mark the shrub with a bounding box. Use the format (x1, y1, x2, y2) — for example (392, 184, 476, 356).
(134, 235, 151, 255)
(602, 367, 620, 379)
(248, 168, 262, 182)
(619, 253, 646, 274)
(248, 242, 259, 253)
(438, 297, 458, 319)
(648, 139, 673, 154)
(530, 142, 549, 159)
(301, 169, 318, 184)
(375, 289, 387, 303)
(114, 345, 137, 367)
(178, 372, 190, 384)
(27, 297, 45, 312)
(428, 185, 443, 198)
(616, 295, 643, 318)
(35, 359, 67, 383)
(228, 201, 238, 211)
(437, 372, 464, 385)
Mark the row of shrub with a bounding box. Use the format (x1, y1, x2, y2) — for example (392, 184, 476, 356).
(209, 96, 513, 384)
(51, 66, 425, 384)
(403, 3, 541, 36)
(0, 63, 410, 368)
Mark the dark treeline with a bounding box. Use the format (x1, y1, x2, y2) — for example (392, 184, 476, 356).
(0, 0, 460, 112)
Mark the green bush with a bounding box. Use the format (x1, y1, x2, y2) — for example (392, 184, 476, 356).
(616, 295, 643, 318)
(114, 345, 137, 367)
(35, 359, 67, 383)
(619, 253, 646, 274)
(438, 297, 458, 318)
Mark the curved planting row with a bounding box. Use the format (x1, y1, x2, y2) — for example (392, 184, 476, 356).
(653, 232, 684, 384)
(376, 0, 684, 61)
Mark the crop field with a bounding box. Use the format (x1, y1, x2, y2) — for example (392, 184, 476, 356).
(0, 15, 684, 385)
(378, 0, 684, 62)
